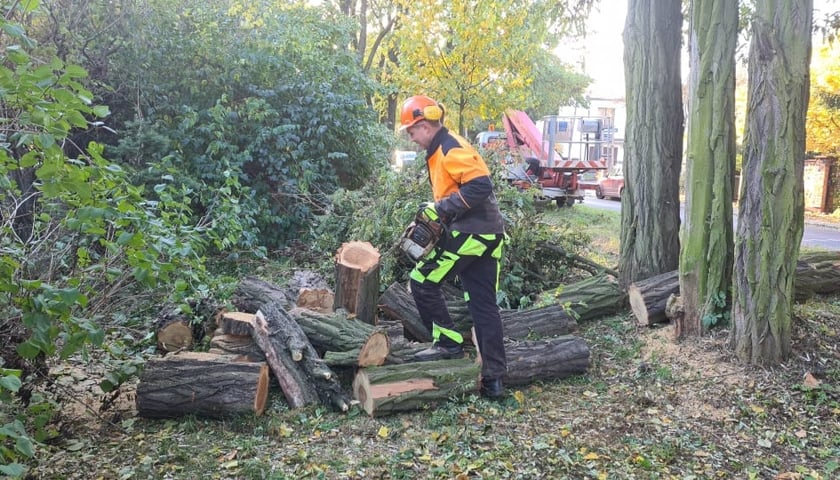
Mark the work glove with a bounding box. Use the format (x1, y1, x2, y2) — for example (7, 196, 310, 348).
(417, 201, 448, 224)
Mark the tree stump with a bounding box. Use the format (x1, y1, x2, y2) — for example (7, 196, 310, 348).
(352, 358, 481, 416)
(136, 352, 269, 419)
(252, 302, 350, 411)
(334, 241, 381, 325)
(628, 270, 680, 326)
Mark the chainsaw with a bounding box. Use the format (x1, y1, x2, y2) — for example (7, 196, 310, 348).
(398, 204, 445, 262)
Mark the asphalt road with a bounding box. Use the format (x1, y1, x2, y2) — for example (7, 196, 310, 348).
(581, 196, 840, 251)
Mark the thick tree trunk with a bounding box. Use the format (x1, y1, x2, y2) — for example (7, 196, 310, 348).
(252, 302, 350, 411)
(334, 241, 381, 324)
(352, 359, 481, 416)
(731, 0, 812, 365)
(620, 0, 684, 288)
(628, 271, 680, 327)
(136, 352, 269, 419)
(501, 336, 590, 386)
(679, 0, 737, 338)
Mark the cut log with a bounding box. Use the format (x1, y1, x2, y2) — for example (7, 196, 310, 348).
(633, 252, 840, 326)
(334, 241, 381, 325)
(154, 308, 194, 353)
(290, 307, 390, 367)
(218, 311, 256, 336)
(208, 333, 265, 362)
(795, 251, 840, 300)
(232, 276, 296, 313)
(136, 352, 269, 419)
(352, 358, 481, 416)
(297, 288, 335, 314)
(628, 270, 680, 326)
(543, 274, 627, 321)
(252, 302, 350, 411)
(378, 281, 583, 341)
(503, 336, 590, 386)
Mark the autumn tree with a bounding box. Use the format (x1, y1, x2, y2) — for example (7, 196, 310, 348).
(619, 0, 684, 288)
(730, 0, 813, 365)
(806, 42, 840, 157)
(677, 0, 738, 338)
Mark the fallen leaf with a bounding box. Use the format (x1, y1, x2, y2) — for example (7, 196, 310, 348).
(795, 429, 807, 439)
(750, 405, 765, 414)
(803, 372, 822, 388)
(583, 452, 600, 461)
(774, 473, 802, 480)
(217, 449, 238, 463)
(377, 426, 389, 438)
(513, 390, 526, 405)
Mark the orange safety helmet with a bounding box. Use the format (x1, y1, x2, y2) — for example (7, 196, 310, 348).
(399, 95, 444, 130)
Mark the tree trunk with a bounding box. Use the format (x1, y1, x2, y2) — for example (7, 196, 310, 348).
(251, 302, 350, 411)
(352, 358, 481, 416)
(679, 0, 737, 338)
(334, 241, 381, 325)
(731, 0, 812, 365)
(136, 352, 269, 419)
(628, 270, 680, 327)
(501, 336, 590, 386)
(620, 0, 684, 288)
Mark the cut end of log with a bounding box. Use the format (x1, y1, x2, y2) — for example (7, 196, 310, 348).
(352, 370, 373, 414)
(297, 288, 335, 313)
(352, 369, 438, 416)
(219, 311, 256, 336)
(336, 241, 381, 272)
(627, 285, 649, 326)
(358, 331, 390, 367)
(255, 364, 269, 416)
(156, 322, 193, 352)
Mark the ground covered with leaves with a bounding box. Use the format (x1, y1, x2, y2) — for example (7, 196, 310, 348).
(23, 207, 840, 480)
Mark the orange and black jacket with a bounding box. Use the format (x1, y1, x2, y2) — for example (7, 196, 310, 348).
(425, 127, 505, 235)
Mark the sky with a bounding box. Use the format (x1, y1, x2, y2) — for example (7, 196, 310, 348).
(555, 0, 837, 99)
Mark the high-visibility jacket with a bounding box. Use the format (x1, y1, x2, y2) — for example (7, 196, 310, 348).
(425, 127, 505, 235)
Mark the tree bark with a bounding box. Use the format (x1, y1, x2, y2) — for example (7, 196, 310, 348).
(679, 0, 737, 338)
(731, 0, 812, 365)
(334, 241, 381, 324)
(620, 0, 684, 288)
(208, 332, 265, 362)
(795, 251, 840, 300)
(352, 358, 481, 416)
(252, 302, 350, 411)
(136, 352, 269, 419)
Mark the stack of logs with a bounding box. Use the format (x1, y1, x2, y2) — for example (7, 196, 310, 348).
(137, 241, 624, 417)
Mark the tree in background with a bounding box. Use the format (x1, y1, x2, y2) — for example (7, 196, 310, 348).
(619, 0, 684, 288)
(677, 0, 737, 338)
(730, 0, 813, 365)
(806, 42, 840, 157)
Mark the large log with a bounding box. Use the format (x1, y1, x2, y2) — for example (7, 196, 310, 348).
(352, 358, 481, 416)
(503, 336, 590, 386)
(136, 352, 269, 419)
(628, 270, 680, 326)
(232, 276, 296, 313)
(289, 308, 390, 367)
(378, 281, 593, 341)
(252, 302, 351, 411)
(632, 252, 840, 326)
(334, 241, 381, 325)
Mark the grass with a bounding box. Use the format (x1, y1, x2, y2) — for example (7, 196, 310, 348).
(21, 203, 840, 480)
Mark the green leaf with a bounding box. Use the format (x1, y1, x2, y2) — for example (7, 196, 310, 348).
(0, 375, 22, 392)
(0, 463, 26, 477)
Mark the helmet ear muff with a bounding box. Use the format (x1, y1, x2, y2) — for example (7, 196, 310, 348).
(423, 104, 443, 122)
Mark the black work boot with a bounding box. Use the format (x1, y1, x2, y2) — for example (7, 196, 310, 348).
(480, 377, 505, 399)
(413, 342, 464, 362)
